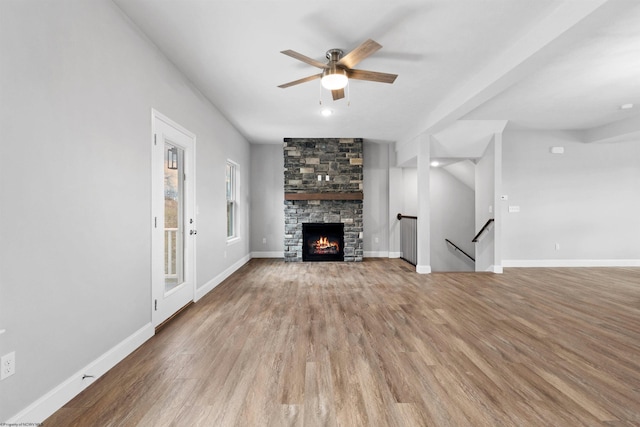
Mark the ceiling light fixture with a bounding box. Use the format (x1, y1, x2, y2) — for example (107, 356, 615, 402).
(430, 160, 440, 167)
(321, 65, 348, 90)
(321, 49, 348, 91)
(620, 103, 634, 110)
(321, 108, 333, 117)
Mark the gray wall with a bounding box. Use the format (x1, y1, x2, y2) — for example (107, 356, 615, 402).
(249, 144, 284, 256)
(475, 137, 498, 271)
(402, 168, 419, 216)
(0, 0, 250, 420)
(363, 142, 390, 256)
(502, 130, 640, 263)
(430, 168, 475, 272)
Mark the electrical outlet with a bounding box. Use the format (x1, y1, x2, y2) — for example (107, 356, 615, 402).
(555, 243, 560, 251)
(262, 237, 267, 244)
(1, 351, 15, 380)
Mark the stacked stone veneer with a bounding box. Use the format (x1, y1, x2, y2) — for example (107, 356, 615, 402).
(284, 138, 363, 262)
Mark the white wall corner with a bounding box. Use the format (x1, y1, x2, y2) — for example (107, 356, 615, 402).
(416, 264, 432, 274)
(7, 323, 154, 424)
(195, 254, 251, 301)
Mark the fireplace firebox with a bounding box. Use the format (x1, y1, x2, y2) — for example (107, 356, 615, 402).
(302, 223, 344, 262)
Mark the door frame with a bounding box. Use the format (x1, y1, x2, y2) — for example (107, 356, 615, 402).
(151, 109, 197, 328)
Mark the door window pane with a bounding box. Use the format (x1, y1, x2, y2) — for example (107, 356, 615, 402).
(165, 142, 184, 293)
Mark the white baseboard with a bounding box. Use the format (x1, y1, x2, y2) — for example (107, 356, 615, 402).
(388, 251, 401, 259)
(251, 251, 284, 258)
(416, 264, 431, 274)
(503, 259, 640, 268)
(195, 254, 251, 301)
(489, 265, 503, 273)
(364, 251, 389, 258)
(8, 323, 154, 424)
(8, 252, 257, 424)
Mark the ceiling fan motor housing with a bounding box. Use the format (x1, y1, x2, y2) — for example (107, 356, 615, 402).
(326, 49, 343, 62)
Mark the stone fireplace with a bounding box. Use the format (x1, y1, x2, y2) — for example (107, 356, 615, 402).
(284, 138, 363, 262)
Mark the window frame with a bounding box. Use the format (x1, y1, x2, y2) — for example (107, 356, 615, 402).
(226, 159, 240, 244)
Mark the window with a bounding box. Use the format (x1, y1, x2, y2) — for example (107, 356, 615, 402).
(226, 160, 238, 240)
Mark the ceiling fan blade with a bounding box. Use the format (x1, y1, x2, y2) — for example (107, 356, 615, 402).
(331, 88, 345, 100)
(278, 73, 322, 88)
(337, 39, 382, 69)
(281, 50, 328, 69)
(347, 69, 397, 84)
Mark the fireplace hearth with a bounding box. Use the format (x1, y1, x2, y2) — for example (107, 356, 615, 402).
(302, 223, 344, 262)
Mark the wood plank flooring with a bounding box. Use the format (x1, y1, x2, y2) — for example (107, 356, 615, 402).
(45, 259, 640, 426)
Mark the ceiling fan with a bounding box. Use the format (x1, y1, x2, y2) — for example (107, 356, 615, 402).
(278, 39, 398, 101)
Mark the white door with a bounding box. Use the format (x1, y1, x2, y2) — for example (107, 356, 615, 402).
(151, 110, 196, 327)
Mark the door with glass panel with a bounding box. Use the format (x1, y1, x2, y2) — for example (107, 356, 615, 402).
(151, 111, 196, 328)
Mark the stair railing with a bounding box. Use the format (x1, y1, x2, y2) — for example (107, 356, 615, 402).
(444, 239, 475, 262)
(472, 218, 494, 243)
(397, 213, 418, 266)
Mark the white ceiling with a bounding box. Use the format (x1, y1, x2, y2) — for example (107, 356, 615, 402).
(113, 0, 640, 146)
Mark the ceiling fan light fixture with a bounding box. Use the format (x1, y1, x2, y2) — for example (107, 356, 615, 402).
(321, 67, 348, 90)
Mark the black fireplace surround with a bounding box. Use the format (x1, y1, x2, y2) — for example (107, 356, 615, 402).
(302, 223, 344, 262)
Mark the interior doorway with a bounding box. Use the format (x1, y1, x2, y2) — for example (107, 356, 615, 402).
(151, 110, 196, 327)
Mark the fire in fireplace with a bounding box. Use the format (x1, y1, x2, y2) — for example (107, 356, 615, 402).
(302, 223, 344, 262)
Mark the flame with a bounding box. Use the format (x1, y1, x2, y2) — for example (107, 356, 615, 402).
(313, 236, 339, 252)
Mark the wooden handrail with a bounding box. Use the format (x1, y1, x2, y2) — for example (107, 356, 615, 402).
(472, 218, 494, 243)
(445, 239, 475, 262)
(397, 213, 417, 220)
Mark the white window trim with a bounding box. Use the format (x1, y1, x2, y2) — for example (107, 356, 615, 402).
(226, 159, 240, 243)
(226, 236, 241, 246)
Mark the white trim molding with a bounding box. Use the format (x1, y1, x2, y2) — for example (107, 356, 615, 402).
(364, 251, 390, 258)
(7, 323, 154, 424)
(388, 252, 401, 259)
(250, 251, 284, 258)
(416, 264, 432, 274)
(503, 259, 640, 268)
(195, 254, 251, 301)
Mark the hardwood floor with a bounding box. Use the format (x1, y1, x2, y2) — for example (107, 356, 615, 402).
(45, 259, 640, 426)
